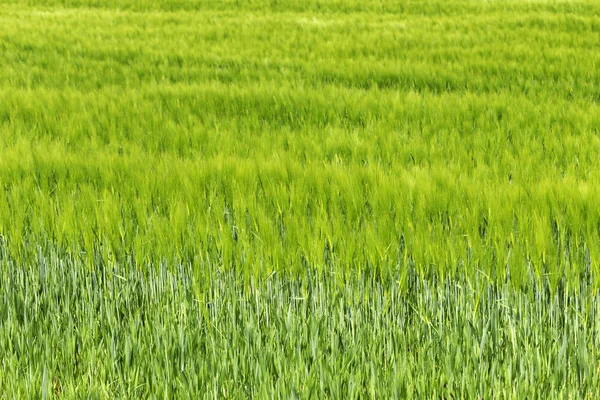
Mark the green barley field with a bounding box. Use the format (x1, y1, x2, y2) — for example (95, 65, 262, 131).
(1, 0, 600, 397)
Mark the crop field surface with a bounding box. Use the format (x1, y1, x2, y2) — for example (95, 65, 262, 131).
(1, 0, 600, 397)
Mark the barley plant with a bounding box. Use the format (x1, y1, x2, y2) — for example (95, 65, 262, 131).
(1, 0, 600, 397)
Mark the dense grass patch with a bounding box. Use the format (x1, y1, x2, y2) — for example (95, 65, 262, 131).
(1, 0, 600, 396)
(2, 247, 600, 397)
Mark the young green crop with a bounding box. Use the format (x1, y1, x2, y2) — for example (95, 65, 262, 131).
(1, 0, 600, 396)
(2, 248, 600, 397)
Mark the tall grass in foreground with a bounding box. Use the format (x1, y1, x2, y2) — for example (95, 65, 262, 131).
(1, 245, 599, 398)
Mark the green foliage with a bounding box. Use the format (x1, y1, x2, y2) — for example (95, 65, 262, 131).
(1, 0, 600, 395)
(1, 250, 600, 398)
